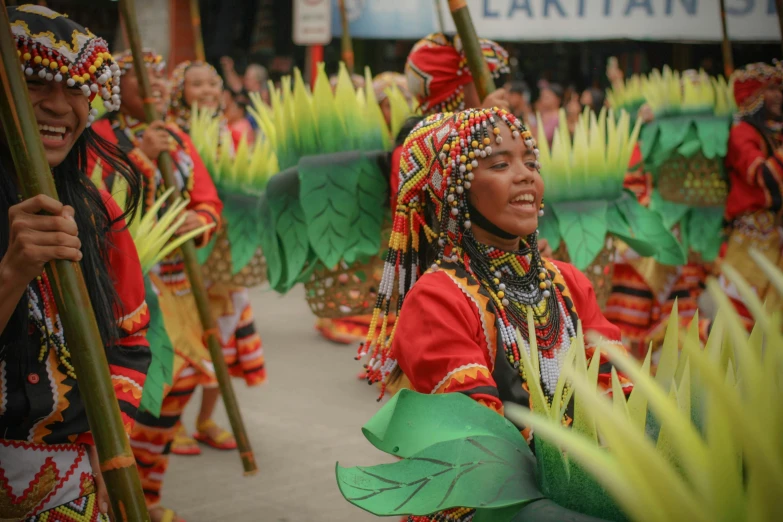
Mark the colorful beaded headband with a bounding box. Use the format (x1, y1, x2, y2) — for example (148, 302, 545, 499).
(167, 60, 223, 132)
(10, 4, 121, 124)
(358, 107, 540, 393)
(114, 49, 167, 76)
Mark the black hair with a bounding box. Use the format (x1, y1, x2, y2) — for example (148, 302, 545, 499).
(584, 87, 606, 114)
(0, 127, 143, 359)
(508, 80, 530, 97)
(395, 116, 425, 147)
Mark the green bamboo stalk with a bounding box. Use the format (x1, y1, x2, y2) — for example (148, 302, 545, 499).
(0, 2, 149, 520)
(448, 0, 495, 100)
(189, 0, 206, 62)
(117, 0, 258, 475)
(338, 0, 354, 73)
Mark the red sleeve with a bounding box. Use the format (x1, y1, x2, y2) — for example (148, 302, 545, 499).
(392, 271, 504, 414)
(172, 127, 223, 246)
(553, 260, 632, 396)
(725, 122, 783, 219)
(102, 191, 151, 435)
(623, 143, 652, 206)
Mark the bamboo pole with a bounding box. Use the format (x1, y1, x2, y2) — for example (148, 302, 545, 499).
(338, 0, 354, 73)
(447, 0, 495, 100)
(0, 3, 149, 520)
(718, 0, 734, 77)
(776, 0, 783, 57)
(189, 0, 206, 62)
(434, 0, 446, 34)
(117, 0, 258, 475)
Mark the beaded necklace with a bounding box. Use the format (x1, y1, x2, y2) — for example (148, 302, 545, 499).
(27, 272, 76, 379)
(458, 232, 577, 399)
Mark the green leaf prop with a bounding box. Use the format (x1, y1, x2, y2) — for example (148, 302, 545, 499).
(138, 276, 174, 417)
(342, 154, 387, 264)
(361, 390, 526, 458)
(686, 207, 724, 262)
(615, 195, 686, 266)
(266, 169, 310, 290)
(695, 116, 730, 159)
(538, 212, 561, 253)
(605, 202, 656, 258)
(552, 201, 608, 271)
(298, 152, 363, 268)
(336, 435, 542, 517)
(649, 191, 690, 231)
(257, 194, 283, 290)
(222, 192, 263, 275)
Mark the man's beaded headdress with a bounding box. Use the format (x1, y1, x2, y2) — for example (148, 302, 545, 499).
(10, 4, 121, 124)
(166, 60, 223, 133)
(405, 33, 509, 115)
(358, 107, 540, 393)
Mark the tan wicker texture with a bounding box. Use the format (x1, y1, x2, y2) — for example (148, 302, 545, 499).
(657, 152, 727, 207)
(201, 227, 268, 288)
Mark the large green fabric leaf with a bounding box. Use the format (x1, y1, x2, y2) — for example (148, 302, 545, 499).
(257, 194, 283, 291)
(649, 190, 690, 231)
(266, 170, 310, 290)
(222, 194, 263, 275)
(552, 201, 608, 271)
(695, 116, 730, 159)
(639, 121, 660, 161)
(336, 435, 542, 517)
(538, 211, 561, 253)
(362, 390, 527, 458)
(298, 152, 363, 268)
(605, 201, 656, 258)
(686, 207, 725, 262)
(656, 119, 695, 163)
(615, 194, 686, 266)
(138, 276, 174, 417)
(342, 154, 387, 264)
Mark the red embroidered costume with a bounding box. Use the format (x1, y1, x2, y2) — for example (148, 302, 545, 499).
(358, 110, 631, 522)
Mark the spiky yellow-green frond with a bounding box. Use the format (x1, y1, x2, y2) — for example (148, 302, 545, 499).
(643, 66, 732, 117)
(536, 107, 641, 203)
(506, 254, 783, 522)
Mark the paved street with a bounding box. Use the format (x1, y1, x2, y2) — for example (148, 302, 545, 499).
(164, 285, 394, 521)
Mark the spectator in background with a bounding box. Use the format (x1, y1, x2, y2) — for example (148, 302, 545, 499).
(244, 63, 270, 104)
(564, 85, 582, 136)
(536, 81, 563, 145)
(223, 89, 255, 145)
(506, 80, 537, 136)
(581, 87, 606, 114)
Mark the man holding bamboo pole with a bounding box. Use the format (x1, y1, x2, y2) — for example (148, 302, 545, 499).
(0, 4, 152, 520)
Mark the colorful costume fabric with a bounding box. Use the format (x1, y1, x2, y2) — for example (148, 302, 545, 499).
(167, 60, 267, 387)
(92, 102, 223, 507)
(721, 62, 783, 327)
(0, 194, 150, 518)
(1, 7, 149, 519)
(405, 33, 509, 114)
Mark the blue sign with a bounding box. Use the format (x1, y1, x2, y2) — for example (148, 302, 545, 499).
(331, 0, 437, 39)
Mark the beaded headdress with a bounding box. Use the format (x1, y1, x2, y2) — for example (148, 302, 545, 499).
(10, 4, 121, 124)
(405, 33, 510, 115)
(373, 71, 410, 103)
(358, 107, 541, 392)
(731, 61, 783, 119)
(166, 60, 223, 133)
(114, 48, 166, 76)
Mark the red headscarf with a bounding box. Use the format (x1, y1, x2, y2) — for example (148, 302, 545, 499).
(731, 61, 783, 119)
(405, 33, 509, 115)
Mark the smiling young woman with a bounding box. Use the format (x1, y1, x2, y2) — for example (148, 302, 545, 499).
(0, 5, 150, 520)
(358, 109, 631, 522)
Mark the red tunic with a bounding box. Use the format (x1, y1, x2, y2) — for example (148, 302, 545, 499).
(392, 259, 628, 419)
(725, 121, 783, 221)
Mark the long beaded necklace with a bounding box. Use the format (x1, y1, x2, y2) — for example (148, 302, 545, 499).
(27, 272, 76, 379)
(459, 232, 575, 398)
